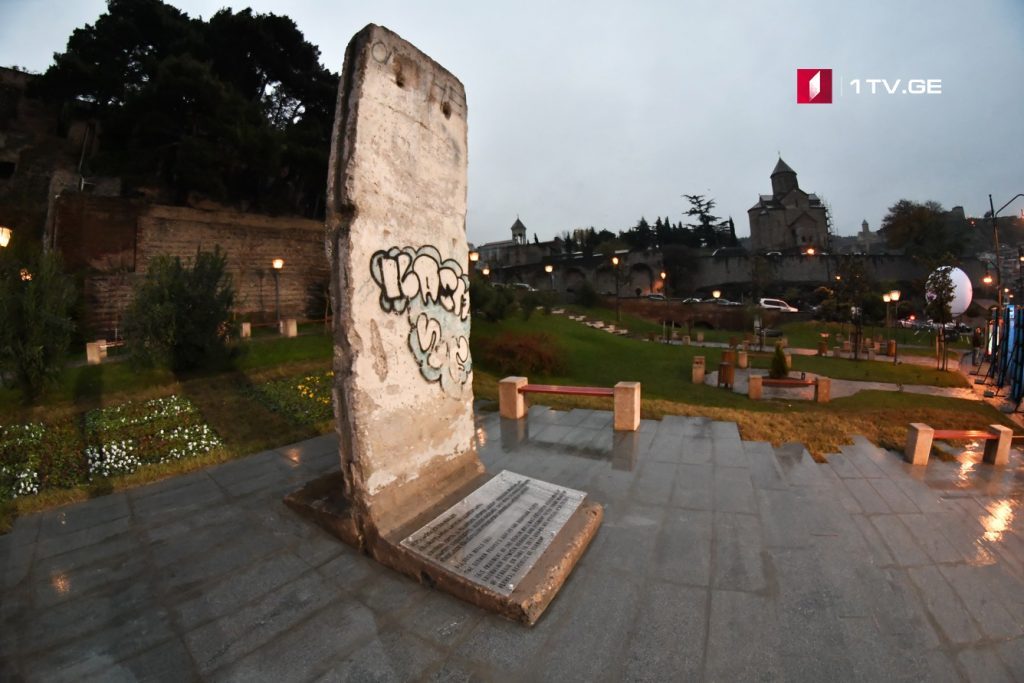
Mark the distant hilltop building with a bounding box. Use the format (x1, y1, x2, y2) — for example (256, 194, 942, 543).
(476, 217, 561, 269)
(747, 158, 829, 253)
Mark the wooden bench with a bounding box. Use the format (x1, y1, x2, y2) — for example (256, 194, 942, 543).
(748, 375, 830, 403)
(905, 423, 1012, 466)
(499, 376, 640, 431)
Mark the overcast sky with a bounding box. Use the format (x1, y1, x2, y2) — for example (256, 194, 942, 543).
(2, 0, 1022, 246)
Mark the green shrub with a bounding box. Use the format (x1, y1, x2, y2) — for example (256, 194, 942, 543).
(0, 251, 76, 404)
(770, 343, 788, 379)
(477, 332, 566, 376)
(123, 247, 236, 371)
(470, 278, 515, 321)
(574, 281, 599, 308)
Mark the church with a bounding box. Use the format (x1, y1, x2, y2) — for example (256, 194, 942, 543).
(747, 158, 829, 253)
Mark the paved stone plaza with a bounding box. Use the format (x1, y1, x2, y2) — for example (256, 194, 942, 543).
(1, 407, 1022, 681)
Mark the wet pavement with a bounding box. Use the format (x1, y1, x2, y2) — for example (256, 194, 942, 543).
(1, 408, 1022, 681)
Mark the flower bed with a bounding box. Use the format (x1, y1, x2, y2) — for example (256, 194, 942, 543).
(248, 371, 334, 425)
(0, 395, 223, 501)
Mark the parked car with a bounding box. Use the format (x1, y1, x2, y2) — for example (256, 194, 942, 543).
(510, 282, 536, 292)
(681, 297, 703, 304)
(647, 294, 667, 301)
(759, 298, 798, 313)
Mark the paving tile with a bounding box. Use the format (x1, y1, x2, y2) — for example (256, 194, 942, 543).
(871, 515, 931, 567)
(315, 628, 446, 682)
(744, 441, 787, 490)
(712, 512, 765, 592)
(184, 570, 347, 674)
(580, 501, 661, 577)
(712, 466, 756, 514)
(210, 597, 380, 682)
(678, 436, 712, 465)
(632, 459, 676, 506)
(711, 436, 747, 468)
(956, 647, 1016, 683)
(705, 589, 781, 681)
(898, 513, 962, 564)
(843, 478, 891, 514)
(757, 487, 813, 549)
(672, 463, 713, 510)
(651, 508, 712, 586)
(621, 582, 706, 682)
(868, 478, 920, 514)
(938, 564, 1023, 639)
(907, 565, 982, 645)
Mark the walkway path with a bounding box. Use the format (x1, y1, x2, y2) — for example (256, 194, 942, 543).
(2, 408, 1022, 680)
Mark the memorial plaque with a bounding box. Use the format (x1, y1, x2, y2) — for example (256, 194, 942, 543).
(401, 471, 585, 596)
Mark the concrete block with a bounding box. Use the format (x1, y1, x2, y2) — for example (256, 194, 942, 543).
(498, 376, 528, 420)
(748, 374, 762, 400)
(280, 319, 298, 337)
(814, 377, 830, 403)
(613, 381, 641, 432)
(833, 346, 841, 358)
(697, 332, 704, 343)
(86, 342, 103, 365)
(692, 356, 705, 384)
(868, 350, 876, 361)
(784, 352, 792, 369)
(842, 341, 852, 353)
(241, 322, 252, 339)
(95, 339, 108, 359)
(983, 424, 1012, 466)
(737, 350, 748, 369)
(682, 335, 690, 346)
(905, 423, 934, 466)
(887, 340, 897, 356)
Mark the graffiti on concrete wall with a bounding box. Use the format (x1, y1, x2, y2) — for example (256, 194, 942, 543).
(370, 245, 471, 394)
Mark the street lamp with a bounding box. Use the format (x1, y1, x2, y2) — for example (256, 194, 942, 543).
(805, 247, 816, 256)
(883, 293, 892, 330)
(611, 255, 621, 321)
(544, 263, 554, 290)
(469, 250, 479, 263)
(271, 258, 284, 325)
(0, 226, 11, 248)
(712, 289, 721, 300)
(19, 268, 31, 281)
(481, 266, 490, 277)
(890, 289, 901, 328)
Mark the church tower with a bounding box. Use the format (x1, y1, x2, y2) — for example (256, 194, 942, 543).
(770, 158, 799, 198)
(511, 217, 527, 245)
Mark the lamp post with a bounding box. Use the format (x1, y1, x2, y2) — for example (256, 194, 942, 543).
(271, 258, 284, 325)
(986, 193, 1024, 314)
(883, 293, 891, 332)
(889, 289, 901, 332)
(611, 255, 621, 321)
(481, 266, 490, 277)
(544, 263, 554, 290)
(712, 289, 721, 300)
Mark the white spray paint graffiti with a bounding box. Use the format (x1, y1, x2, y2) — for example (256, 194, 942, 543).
(369, 245, 471, 394)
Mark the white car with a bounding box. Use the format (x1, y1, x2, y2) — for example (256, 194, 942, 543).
(759, 298, 798, 313)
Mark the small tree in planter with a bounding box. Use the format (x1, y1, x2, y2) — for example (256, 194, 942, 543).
(769, 343, 788, 379)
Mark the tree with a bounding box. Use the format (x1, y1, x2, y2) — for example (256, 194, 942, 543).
(123, 247, 236, 371)
(0, 251, 77, 404)
(880, 200, 970, 260)
(32, 0, 337, 217)
(683, 194, 735, 249)
(925, 266, 955, 371)
(770, 343, 788, 379)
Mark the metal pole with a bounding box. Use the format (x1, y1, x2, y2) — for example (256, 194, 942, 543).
(991, 194, 1003, 312)
(273, 270, 281, 324)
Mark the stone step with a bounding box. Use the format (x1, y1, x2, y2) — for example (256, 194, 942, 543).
(772, 441, 825, 488)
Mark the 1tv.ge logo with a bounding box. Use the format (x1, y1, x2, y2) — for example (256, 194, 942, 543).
(796, 68, 832, 104)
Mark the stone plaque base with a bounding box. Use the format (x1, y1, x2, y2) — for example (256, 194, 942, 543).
(285, 471, 602, 625)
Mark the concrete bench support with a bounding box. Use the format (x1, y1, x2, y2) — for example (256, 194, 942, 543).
(815, 377, 831, 403)
(737, 350, 748, 369)
(748, 374, 762, 400)
(499, 376, 528, 419)
(86, 342, 103, 365)
(905, 423, 934, 465)
(241, 322, 252, 339)
(613, 381, 641, 432)
(692, 356, 705, 384)
(983, 424, 1013, 465)
(280, 318, 298, 337)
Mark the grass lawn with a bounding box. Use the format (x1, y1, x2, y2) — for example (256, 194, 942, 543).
(472, 312, 1011, 459)
(0, 332, 335, 532)
(0, 311, 1010, 532)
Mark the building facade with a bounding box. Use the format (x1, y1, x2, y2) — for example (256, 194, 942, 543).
(747, 158, 829, 253)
